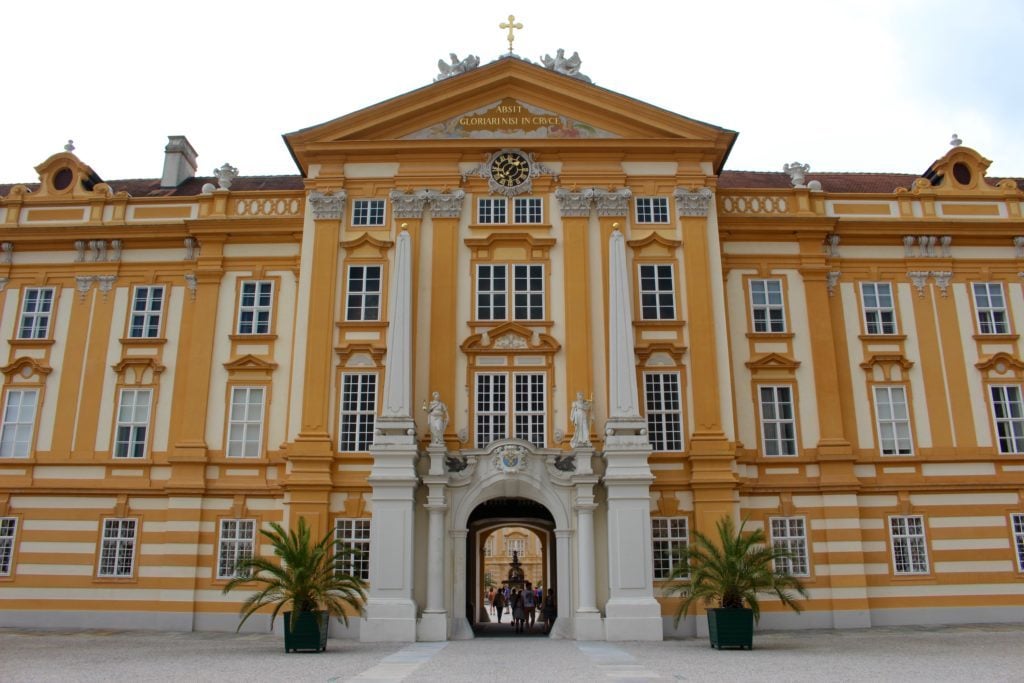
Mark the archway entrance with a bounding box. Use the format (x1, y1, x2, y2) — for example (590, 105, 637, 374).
(467, 497, 555, 637)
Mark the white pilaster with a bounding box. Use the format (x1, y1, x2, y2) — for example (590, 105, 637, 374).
(550, 528, 574, 639)
(573, 478, 604, 640)
(450, 529, 474, 639)
(418, 445, 449, 641)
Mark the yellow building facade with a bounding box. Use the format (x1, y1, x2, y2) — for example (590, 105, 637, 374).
(0, 55, 1023, 640)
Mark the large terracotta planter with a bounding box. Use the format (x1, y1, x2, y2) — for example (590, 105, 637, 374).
(283, 610, 329, 653)
(707, 607, 753, 650)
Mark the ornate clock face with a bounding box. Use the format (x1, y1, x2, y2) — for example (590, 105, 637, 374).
(490, 151, 531, 188)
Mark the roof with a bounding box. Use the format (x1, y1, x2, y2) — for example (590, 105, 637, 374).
(0, 175, 305, 198)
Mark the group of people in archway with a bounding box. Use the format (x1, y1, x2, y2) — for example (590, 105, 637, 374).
(488, 584, 556, 633)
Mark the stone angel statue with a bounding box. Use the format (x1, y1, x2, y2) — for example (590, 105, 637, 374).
(539, 48, 591, 83)
(435, 53, 480, 81)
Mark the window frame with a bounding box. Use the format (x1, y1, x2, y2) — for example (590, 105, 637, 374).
(635, 196, 670, 224)
(474, 263, 545, 322)
(474, 371, 547, 448)
(757, 384, 798, 456)
(973, 282, 1010, 335)
(344, 265, 383, 322)
(226, 386, 266, 458)
(17, 287, 56, 340)
(872, 385, 914, 456)
(0, 388, 39, 459)
(652, 516, 688, 580)
(475, 197, 544, 225)
(236, 280, 274, 336)
(113, 388, 153, 459)
(97, 517, 138, 578)
(990, 384, 1024, 455)
(638, 263, 677, 321)
(335, 518, 370, 581)
(770, 516, 810, 577)
(888, 514, 929, 576)
(860, 282, 898, 336)
(351, 198, 387, 227)
(127, 285, 165, 339)
(644, 372, 684, 452)
(1011, 513, 1024, 573)
(216, 518, 256, 580)
(338, 373, 377, 452)
(0, 516, 18, 577)
(749, 278, 787, 333)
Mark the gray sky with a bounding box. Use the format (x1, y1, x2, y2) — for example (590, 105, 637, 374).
(1, 0, 1021, 184)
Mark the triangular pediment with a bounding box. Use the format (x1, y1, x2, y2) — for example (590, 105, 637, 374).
(284, 57, 735, 174)
(745, 352, 801, 371)
(460, 321, 561, 355)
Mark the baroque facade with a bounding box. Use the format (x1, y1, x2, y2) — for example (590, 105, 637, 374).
(0, 55, 1023, 641)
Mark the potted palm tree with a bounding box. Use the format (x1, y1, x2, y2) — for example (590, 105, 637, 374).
(665, 515, 808, 650)
(223, 517, 367, 653)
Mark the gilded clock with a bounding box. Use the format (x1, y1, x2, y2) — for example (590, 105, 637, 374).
(489, 151, 531, 189)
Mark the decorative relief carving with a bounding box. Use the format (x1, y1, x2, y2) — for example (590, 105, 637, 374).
(674, 187, 714, 217)
(389, 189, 429, 219)
(96, 275, 117, 300)
(308, 190, 347, 220)
(213, 163, 238, 190)
(783, 161, 810, 188)
(903, 235, 916, 257)
(74, 240, 86, 262)
(426, 189, 466, 219)
(908, 271, 930, 298)
(75, 276, 93, 301)
(1015, 236, 1024, 259)
(592, 188, 632, 217)
(235, 197, 301, 217)
(553, 187, 594, 217)
(827, 271, 841, 297)
(109, 240, 122, 262)
(539, 48, 591, 83)
(184, 273, 198, 301)
(720, 195, 789, 215)
(494, 333, 528, 349)
(903, 235, 951, 258)
(824, 233, 840, 258)
(435, 53, 480, 81)
(184, 237, 198, 261)
(493, 443, 529, 474)
(932, 271, 953, 297)
(462, 151, 558, 197)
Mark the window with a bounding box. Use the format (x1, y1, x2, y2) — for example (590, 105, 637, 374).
(352, 199, 386, 227)
(644, 373, 683, 451)
(475, 372, 546, 448)
(770, 517, 809, 577)
(749, 279, 786, 333)
(18, 287, 55, 339)
(506, 538, 525, 555)
(128, 286, 164, 338)
(991, 385, 1024, 454)
(114, 389, 152, 459)
(861, 282, 896, 335)
(652, 517, 688, 580)
(0, 389, 38, 458)
(237, 281, 273, 335)
(974, 282, 1009, 334)
(339, 374, 376, 452)
(217, 519, 255, 579)
(98, 518, 137, 577)
(889, 515, 929, 575)
(759, 386, 797, 456)
(483, 538, 494, 556)
(873, 386, 913, 456)
(638, 264, 676, 320)
(335, 518, 370, 581)
(0, 517, 16, 576)
(345, 265, 382, 321)
(1011, 513, 1024, 572)
(226, 387, 265, 458)
(635, 197, 670, 224)
(476, 197, 543, 224)
(475, 264, 544, 321)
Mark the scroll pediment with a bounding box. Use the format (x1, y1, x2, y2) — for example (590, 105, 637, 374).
(627, 233, 682, 258)
(341, 233, 394, 259)
(461, 322, 560, 355)
(905, 145, 1021, 196)
(975, 352, 1024, 378)
(1, 356, 52, 381)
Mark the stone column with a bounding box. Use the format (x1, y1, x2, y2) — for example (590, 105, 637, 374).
(551, 528, 574, 639)
(362, 228, 419, 642)
(573, 477, 603, 639)
(450, 529, 473, 639)
(602, 227, 663, 641)
(418, 443, 449, 641)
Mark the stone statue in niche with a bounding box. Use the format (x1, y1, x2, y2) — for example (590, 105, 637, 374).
(422, 391, 449, 445)
(570, 391, 593, 447)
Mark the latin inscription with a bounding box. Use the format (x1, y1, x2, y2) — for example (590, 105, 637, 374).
(458, 99, 561, 131)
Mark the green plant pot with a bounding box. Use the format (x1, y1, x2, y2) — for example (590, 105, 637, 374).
(707, 607, 753, 650)
(283, 610, 328, 653)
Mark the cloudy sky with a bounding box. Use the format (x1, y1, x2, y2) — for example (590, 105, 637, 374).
(1, 0, 1020, 184)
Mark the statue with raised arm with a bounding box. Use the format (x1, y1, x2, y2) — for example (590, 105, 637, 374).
(423, 391, 449, 445)
(569, 391, 593, 447)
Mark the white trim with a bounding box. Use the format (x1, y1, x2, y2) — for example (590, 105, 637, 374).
(97, 518, 138, 578)
(889, 515, 929, 575)
(226, 387, 265, 458)
(236, 280, 274, 335)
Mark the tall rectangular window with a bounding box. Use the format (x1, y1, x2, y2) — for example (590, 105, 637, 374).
(352, 199, 386, 226)
(18, 287, 55, 339)
(227, 387, 265, 458)
(1011, 513, 1024, 572)
(335, 518, 370, 581)
(513, 373, 546, 448)
(0, 389, 38, 458)
(513, 264, 544, 320)
(476, 265, 507, 320)
(652, 517, 688, 580)
(991, 385, 1024, 454)
(0, 517, 16, 576)
(750, 279, 786, 333)
(861, 282, 897, 335)
(339, 374, 377, 452)
(974, 282, 1009, 334)
(645, 373, 683, 451)
(512, 197, 543, 224)
(98, 518, 137, 577)
(889, 515, 929, 575)
(506, 537, 526, 555)
(770, 517, 809, 576)
(478, 198, 507, 224)
(128, 286, 164, 339)
(475, 374, 508, 447)
(873, 386, 913, 456)
(114, 389, 152, 459)
(345, 266, 382, 321)
(217, 519, 255, 579)
(237, 281, 273, 335)
(759, 386, 797, 456)
(639, 264, 676, 320)
(635, 197, 669, 224)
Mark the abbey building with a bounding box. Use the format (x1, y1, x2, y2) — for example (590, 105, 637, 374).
(0, 54, 1023, 641)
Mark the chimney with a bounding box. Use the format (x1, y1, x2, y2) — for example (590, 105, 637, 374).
(160, 135, 198, 188)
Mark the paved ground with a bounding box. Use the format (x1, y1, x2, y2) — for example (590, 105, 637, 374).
(1, 623, 1023, 682)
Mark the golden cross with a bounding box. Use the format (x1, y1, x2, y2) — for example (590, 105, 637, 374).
(499, 14, 523, 54)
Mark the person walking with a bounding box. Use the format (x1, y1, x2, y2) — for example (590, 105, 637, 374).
(493, 587, 506, 623)
(542, 588, 556, 634)
(522, 582, 536, 630)
(488, 587, 496, 615)
(511, 589, 525, 633)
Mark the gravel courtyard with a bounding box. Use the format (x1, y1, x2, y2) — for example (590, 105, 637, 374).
(1, 623, 1022, 682)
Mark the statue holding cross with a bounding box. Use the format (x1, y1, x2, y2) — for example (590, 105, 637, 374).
(500, 14, 523, 55)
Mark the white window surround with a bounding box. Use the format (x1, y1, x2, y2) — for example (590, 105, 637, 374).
(476, 197, 543, 224)
(352, 199, 386, 226)
(217, 519, 255, 579)
(644, 372, 683, 451)
(475, 372, 546, 448)
(990, 385, 1024, 455)
(861, 282, 897, 335)
(335, 518, 370, 581)
(0, 389, 38, 459)
(0, 516, 16, 576)
(770, 517, 810, 577)
(17, 287, 55, 340)
(475, 263, 544, 321)
(652, 517, 688, 580)
(114, 388, 153, 459)
(889, 515, 929, 575)
(128, 285, 164, 339)
(973, 282, 1009, 335)
(635, 196, 670, 224)
(749, 279, 786, 333)
(226, 387, 265, 458)
(758, 385, 797, 456)
(638, 263, 676, 320)
(237, 281, 273, 335)
(98, 518, 137, 578)
(339, 373, 377, 452)
(873, 386, 913, 456)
